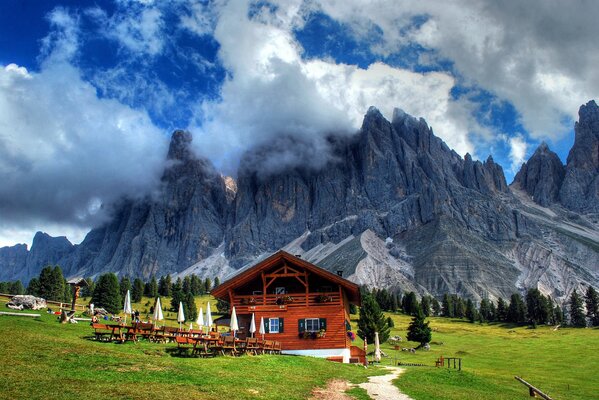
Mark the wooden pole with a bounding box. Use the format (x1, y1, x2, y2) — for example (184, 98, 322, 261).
(514, 376, 553, 400)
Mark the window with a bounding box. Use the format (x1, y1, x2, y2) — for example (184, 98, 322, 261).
(269, 318, 280, 333)
(275, 287, 286, 294)
(305, 318, 320, 332)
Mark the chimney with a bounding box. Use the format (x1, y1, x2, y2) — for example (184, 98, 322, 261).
(295, 254, 302, 258)
(337, 270, 343, 277)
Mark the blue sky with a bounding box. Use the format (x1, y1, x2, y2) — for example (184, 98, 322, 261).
(0, 0, 597, 246)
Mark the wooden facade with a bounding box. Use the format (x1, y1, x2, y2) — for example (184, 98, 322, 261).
(211, 251, 361, 361)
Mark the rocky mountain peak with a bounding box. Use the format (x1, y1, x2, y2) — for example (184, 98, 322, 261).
(167, 130, 194, 161)
(512, 142, 564, 207)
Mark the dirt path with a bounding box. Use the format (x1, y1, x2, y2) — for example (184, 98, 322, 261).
(310, 367, 412, 400)
(358, 366, 412, 400)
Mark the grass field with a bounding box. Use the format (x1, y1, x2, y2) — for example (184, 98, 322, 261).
(361, 313, 599, 399)
(2, 295, 599, 399)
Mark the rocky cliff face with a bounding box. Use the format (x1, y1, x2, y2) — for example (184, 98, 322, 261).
(560, 100, 599, 212)
(2, 104, 599, 304)
(512, 142, 565, 207)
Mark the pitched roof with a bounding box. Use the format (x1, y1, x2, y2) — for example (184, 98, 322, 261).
(211, 250, 360, 304)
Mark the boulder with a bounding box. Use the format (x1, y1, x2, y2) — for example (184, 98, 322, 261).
(7, 295, 47, 310)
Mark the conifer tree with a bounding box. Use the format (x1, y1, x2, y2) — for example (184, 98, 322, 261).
(132, 278, 144, 303)
(466, 299, 478, 322)
(183, 276, 192, 294)
(387, 316, 395, 328)
(569, 289, 586, 327)
(119, 276, 131, 303)
(402, 292, 419, 316)
(26, 278, 40, 296)
(421, 296, 431, 317)
(214, 276, 221, 287)
(204, 277, 212, 293)
(92, 273, 121, 314)
(431, 297, 441, 316)
(184, 292, 198, 322)
(526, 288, 550, 327)
(190, 274, 203, 295)
(585, 286, 599, 327)
(406, 308, 432, 347)
(454, 296, 466, 318)
(9, 280, 25, 295)
(496, 297, 508, 322)
(357, 293, 391, 344)
(442, 293, 454, 317)
(553, 304, 564, 325)
(479, 299, 491, 322)
(145, 276, 158, 298)
(507, 293, 527, 324)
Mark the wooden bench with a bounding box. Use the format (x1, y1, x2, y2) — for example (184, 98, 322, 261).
(222, 335, 238, 356)
(175, 336, 195, 356)
(92, 323, 123, 342)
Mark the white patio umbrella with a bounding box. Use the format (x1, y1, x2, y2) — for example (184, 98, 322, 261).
(153, 297, 164, 327)
(249, 313, 256, 338)
(374, 332, 381, 363)
(230, 306, 239, 337)
(259, 316, 265, 340)
(123, 290, 132, 325)
(196, 307, 204, 332)
(206, 302, 213, 331)
(189, 322, 193, 331)
(89, 303, 94, 316)
(177, 301, 185, 330)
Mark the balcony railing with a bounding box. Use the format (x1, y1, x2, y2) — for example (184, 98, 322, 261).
(231, 292, 341, 311)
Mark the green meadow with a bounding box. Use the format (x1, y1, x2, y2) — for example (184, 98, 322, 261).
(1, 295, 598, 399)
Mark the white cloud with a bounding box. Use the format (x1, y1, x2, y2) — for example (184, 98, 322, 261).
(188, 0, 480, 174)
(0, 9, 168, 245)
(507, 135, 528, 173)
(312, 0, 599, 141)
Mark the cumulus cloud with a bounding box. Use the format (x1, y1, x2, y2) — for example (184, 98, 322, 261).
(507, 135, 528, 173)
(0, 9, 168, 245)
(312, 0, 599, 141)
(188, 0, 481, 175)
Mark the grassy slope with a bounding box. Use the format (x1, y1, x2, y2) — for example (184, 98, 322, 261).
(358, 313, 599, 400)
(0, 306, 379, 400)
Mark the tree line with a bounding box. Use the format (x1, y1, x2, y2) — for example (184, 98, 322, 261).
(366, 286, 599, 328)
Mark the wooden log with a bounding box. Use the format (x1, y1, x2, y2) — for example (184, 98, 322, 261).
(515, 376, 553, 400)
(0, 311, 41, 317)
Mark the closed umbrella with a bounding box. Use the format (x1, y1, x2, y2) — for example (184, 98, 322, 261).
(230, 306, 239, 337)
(90, 303, 94, 316)
(123, 290, 132, 325)
(153, 297, 164, 327)
(206, 302, 213, 331)
(189, 322, 193, 331)
(177, 301, 185, 330)
(259, 316, 265, 340)
(197, 307, 204, 332)
(374, 332, 381, 363)
(249, 313, 256, 338)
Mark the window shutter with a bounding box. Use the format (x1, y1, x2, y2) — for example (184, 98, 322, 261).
(279, 318, 284, 333)
(298, 318, 305, 333)
(264, 317, 269, 333)
(319, 318, 327, 330)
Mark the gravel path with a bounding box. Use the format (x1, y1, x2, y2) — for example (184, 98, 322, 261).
(358, 366, 412, 400)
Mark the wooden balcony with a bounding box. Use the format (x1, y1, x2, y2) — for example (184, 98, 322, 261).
(231, 292, 341, 313)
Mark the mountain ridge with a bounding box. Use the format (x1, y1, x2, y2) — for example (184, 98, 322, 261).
(2, 102, 599, 303)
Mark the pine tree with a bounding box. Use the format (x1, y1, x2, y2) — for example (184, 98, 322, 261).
(402, 292, 419, 316)
(431, 297, 441, 316)
(132, 278, 144, 303)
(479, 299, 491, 322)
(183, 276, 192, 294)
(584, 286, 599, 327)
(526, 288, 550, 327)
(26, 278, 40, 296)
(391, 293, 399, 312)
(387, 316, 395, 328)
(183, 292, 198, 322)
(9, 280, 25, 295)
(204, 277, 212, 293)
(158, 275, 172, 297)
(191, 274, 203, 295)
(507, 293, 527, 324)
(442, 294, 453, 317)
(119, 276, 131, 303)
(92, 273, 121, 314)
(421, 296, 431, 317)
(466, 299, 478, 322)
(81, 277, 95, 298)
(496, 297, 508, 322)
(357, 293, 391, 344)
(349, 303, 358, 315)
(170, 287, 185, 312)
(63, 279, 72, 303)
(454, 296, 466, 318)
(145, 276, 158, 298)
(214, 276, 221, 287)
(406, 309, 432, 347)
(553, 304, 564, 325)
(569, 289, 586, 327)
